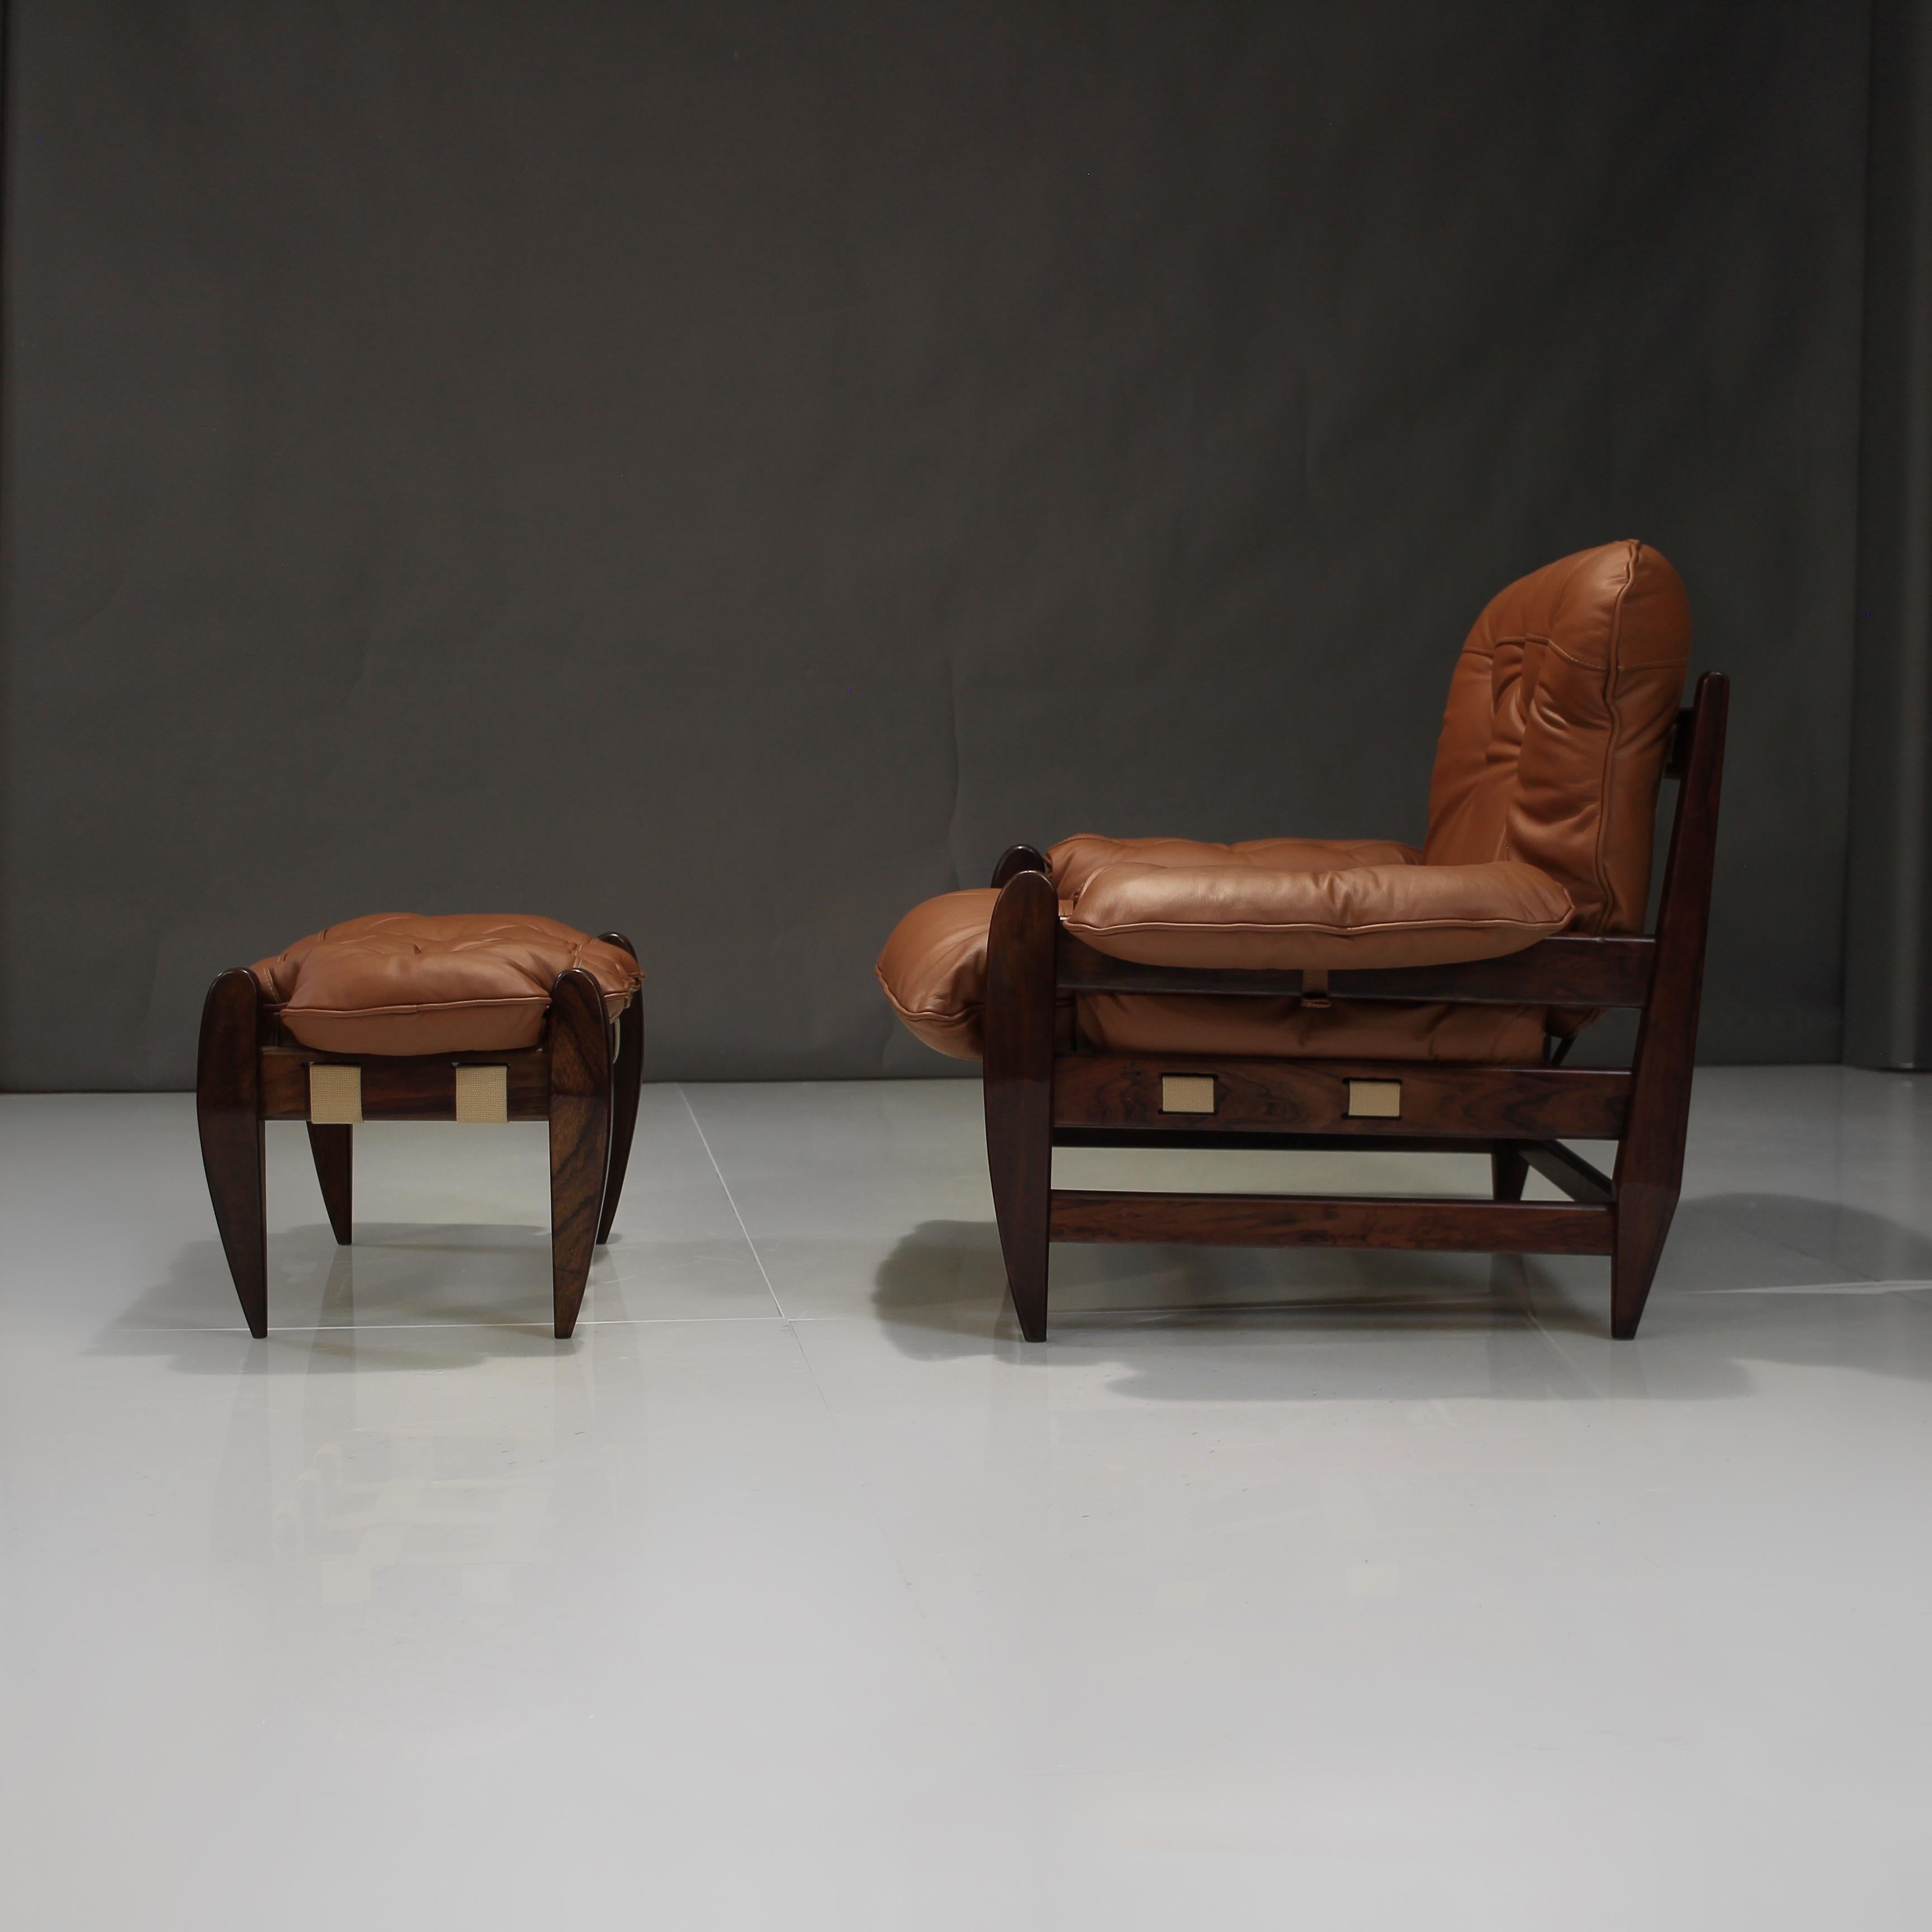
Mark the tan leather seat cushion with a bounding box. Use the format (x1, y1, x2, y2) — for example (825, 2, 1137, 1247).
(1073, 991, 1547, 1062)
(873, 841, 1551, 1063)
(1064, 856, 1571, 970)
(1049, 835, 1422, 897)
(875, 540, 1687, 1067)
(253, 913, 642, 1056)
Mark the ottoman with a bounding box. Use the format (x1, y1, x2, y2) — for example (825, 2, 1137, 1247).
(196, 914, 645, 1339)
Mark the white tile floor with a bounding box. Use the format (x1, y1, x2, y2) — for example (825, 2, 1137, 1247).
(3, 1069, 1931, 1929)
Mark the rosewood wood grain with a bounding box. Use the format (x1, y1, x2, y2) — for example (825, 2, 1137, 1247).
(1491, 1142, 1529, 1201)
(200, 921, 641, 1336)
(1055, 932, 1656, 1008)
(970, 683, 1723, 1341)
(1521, 1139, 1614, 1206)
(258, 1046, 551, 1121)
(595, 933, 643, 1245)
(307, 1125, 353, 1244)
(991, 844, 1050, 887)
(547, 968, 613, 1340)
(983, 868, 1058, 1341)
(1053, 1054, 1628, 1141)
(1612, 671, 1729, 1337)
(1049, 1191, 1613, 1254)
(197, 969, 269, 1337)
(1053, 1128, 1502, 1155)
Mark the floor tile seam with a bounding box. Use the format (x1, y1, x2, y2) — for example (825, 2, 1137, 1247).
(1887, 1289, 1932, 1335)
(96, 1313, 794, 1338)
(671, 1085, 975, 1678)
(676, 1084, 788, 1320)
(113, 1277, 1913, 1340)
(775, 1311, 972, 1700)
(1679, 1194, 1892, 1286)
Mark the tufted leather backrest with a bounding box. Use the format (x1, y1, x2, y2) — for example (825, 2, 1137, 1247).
(1423, 540, 1690, 934)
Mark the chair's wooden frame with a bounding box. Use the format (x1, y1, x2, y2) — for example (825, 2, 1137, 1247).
(196, 932, 645, 1340)
(982, 673, 1729, 1342)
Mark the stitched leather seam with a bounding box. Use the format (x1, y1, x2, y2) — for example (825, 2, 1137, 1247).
(1514, 635, 1684, 675)
(1530, 638, 1600, 670)
(1066, 917, 1565, 937)
(1591, 543, 1636, 929)
(288, 995, 590, 1016)
(1505, 637, 1674, 674)
(878, 988, 981, 1025)
(1472, 633, 1549, 866)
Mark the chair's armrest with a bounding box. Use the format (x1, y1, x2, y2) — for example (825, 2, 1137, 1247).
(989, 844, 1050, 888)
(1063, 859, 1573, 972)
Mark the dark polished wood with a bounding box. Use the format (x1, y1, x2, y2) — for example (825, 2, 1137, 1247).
(991, 844, 1050, 887)
(1522, 1139, 1614, 1206)
(983, 869, 1059, 1341)
(1664, 704, 1694, 779)
(258, 1045, 552, 1120)
(1049, 1190, 1613, 1254)
(307, 1125, 353, 1244)
(1053, 1128, 1502, 1155)
(1612, 672, 1729, 1337)
(200, 931, 636, 1338)
(1491, 1142, 1530, 1201)
(595, 933, 644, 1244)
(976, 680, 1726, 1342)
(1053, 1053, 1628, 1141)
(548, 968, 614, 1340)
(197, 969, 269, 1337)
(1056, 931, 1656, 1008)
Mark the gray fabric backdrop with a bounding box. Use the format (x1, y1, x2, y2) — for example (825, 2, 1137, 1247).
(0, 1, 1869, 1087)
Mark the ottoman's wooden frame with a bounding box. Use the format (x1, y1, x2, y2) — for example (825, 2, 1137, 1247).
(196, 932, 644, 1340)
(983, 674, 1728, 1343)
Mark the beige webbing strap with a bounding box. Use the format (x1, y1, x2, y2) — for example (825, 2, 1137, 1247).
(309, 1064, 363, 1125)
(1346, 1079, 1402, 1119)
(1160, 1074, 1217, 1115)
(454, 1064, 508, 1124)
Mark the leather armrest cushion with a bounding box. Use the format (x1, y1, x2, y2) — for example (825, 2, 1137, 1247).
(875, 889, 1001, 1058)
(1063, 859, 1573, 970)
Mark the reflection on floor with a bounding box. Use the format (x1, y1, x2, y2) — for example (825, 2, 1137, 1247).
(2, 1069, 1930, 1929)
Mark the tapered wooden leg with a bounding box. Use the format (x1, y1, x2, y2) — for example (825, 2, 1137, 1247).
(307, 1125, 353, 1244)
(983, 869, 1058, 1342)
(548, 968, 613, 1339)
(197, 968, 268, 1337)
(595, 936, 643, 1246)
(1491, 1142, 1529, 1202)
(1611, 1185, 1674, 1340)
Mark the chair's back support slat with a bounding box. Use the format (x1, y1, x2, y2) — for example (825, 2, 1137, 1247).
(1664, 704, 1695, 780)
(1607, 671, 1730, 1334)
